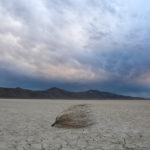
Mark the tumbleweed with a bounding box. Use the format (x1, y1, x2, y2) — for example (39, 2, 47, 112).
(51, 104, 95, 128)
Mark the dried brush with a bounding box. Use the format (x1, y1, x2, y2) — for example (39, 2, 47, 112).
(51, 104, 95, 128)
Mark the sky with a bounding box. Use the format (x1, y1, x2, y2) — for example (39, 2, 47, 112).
(0, 0, 150, 98)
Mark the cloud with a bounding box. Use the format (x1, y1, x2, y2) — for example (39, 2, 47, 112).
(0, 0, 116, 82)
(0, 0, 150, 97)
(134, 72, 150, 86)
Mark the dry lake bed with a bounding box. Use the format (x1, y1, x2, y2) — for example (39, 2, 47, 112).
(0, 99, 150, 150)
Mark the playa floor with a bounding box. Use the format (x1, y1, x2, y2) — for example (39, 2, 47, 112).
(0, 99, 150, 150)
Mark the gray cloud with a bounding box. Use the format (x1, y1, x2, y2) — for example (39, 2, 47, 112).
(0, 0, 150, 97)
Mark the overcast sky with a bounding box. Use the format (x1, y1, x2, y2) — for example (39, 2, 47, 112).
(0, 0, 150, 97)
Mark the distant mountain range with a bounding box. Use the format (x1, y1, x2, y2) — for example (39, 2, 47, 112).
(0, 87, 144, 99)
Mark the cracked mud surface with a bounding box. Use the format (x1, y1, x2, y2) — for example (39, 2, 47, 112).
(0, 99, 150, 150)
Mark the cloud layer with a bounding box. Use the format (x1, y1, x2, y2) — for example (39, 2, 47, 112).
(0, 0, 150, 97)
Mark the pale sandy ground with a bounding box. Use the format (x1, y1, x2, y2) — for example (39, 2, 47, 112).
(0, 99, 150, 150)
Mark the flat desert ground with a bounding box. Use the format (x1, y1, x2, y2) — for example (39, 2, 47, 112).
(0, 99, 150, 150)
